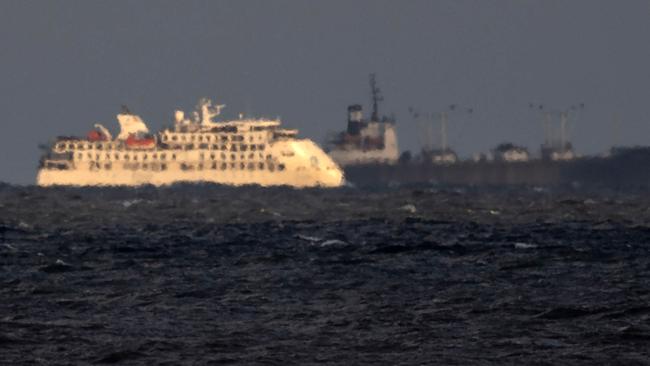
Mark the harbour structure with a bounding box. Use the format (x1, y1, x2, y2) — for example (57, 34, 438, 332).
(326, 74, 399, 166)
(37, 98, 344, 187)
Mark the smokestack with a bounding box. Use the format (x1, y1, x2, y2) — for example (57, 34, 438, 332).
(347, 104, 363, 135)
(348, 104, 362, 123)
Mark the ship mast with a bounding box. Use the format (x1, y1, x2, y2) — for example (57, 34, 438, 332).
(440, 111, 448, 152)
(369, 73, 383, 122)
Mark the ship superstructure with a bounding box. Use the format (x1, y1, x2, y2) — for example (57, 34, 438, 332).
(37, 98, 344, 187)
(533, 104, 583, 161)
(326, 74, 399, 166)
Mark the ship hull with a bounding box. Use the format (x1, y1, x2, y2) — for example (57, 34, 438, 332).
(343, 154, 650, 188)
(37, 167, 343, 188)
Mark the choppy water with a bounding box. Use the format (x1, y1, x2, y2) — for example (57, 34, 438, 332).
(1, 184, 649, 365)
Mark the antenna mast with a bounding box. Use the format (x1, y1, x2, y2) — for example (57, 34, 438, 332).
(369, 73, 383, 122)
(440, 112, 448, 151)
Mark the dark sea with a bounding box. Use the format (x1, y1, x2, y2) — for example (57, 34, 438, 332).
(1, 184, 649, 365)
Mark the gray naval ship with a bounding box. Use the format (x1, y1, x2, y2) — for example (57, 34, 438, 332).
(329, 75, 650, 188)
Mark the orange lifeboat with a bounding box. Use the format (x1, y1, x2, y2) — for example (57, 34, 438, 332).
(87, 130, 107, 142)
(126, 133, 155, 149)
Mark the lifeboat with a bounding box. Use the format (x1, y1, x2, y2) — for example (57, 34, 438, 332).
(126, 133, 156, 149)
(87, 130, 107, 142)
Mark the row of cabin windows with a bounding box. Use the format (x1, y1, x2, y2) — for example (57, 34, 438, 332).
(58, 141, 266, 152)
(77, 152, 274, 162)
(163, 134, 262, 143)
(59, 142, 117, 151)
(168, 143, 266, 152)
(180, 162, 285, 171)
(200, 152, 270, 160)
(88, 161, 286, 172)
(89, 162, 168, 171)
(78, 153, 177, 161)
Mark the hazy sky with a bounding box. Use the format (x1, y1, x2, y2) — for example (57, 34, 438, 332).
(1, 0, 649, 184)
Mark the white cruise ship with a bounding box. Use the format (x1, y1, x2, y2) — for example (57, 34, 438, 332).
(37, 98, 344, 187)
